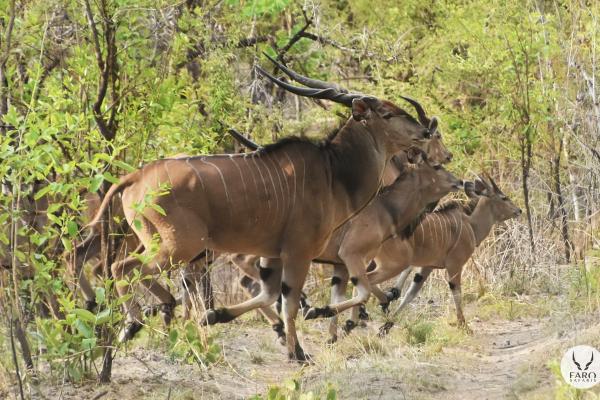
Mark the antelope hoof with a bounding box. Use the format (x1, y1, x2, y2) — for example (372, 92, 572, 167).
(343, 319, 357, 334)
(378, 321, 394, 337)
(304, 306, 335, 320)
(272, 322, 286, 345)
(326, 335, 338, 345)
(119, 321, 143, 342)
(288, 343, 312, 364)
(84, 300, 98, 312)
(159, 302, 176, 326)
(201, 308, 235, 325)
(385, 288, 400, 302)
(358, 304, 369, 320)
(459, 322, 473, 335)
(380, 302, 390, 313)
(143, 304, 160, 318)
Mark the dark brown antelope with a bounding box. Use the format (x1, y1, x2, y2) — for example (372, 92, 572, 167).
(363, 176, 522, 335)
(85, 58, 437, 361)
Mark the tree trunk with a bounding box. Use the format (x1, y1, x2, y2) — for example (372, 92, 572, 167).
(551, 141, 573, 263)
(520, 131, 536, 257)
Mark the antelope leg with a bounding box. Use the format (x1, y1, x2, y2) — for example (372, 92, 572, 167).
(447, 269, 469, 332)
(377, 267, 433, 336)
(181, 262, 203, 320)
(306, 255, 374, 319)
(386, 267, 413, 302)
(280, 255, 311, 362)
(327, 264, 349, 344)
(70, 232, 101, 305)
(232, 254, 283, 326)
(202, 257, 282, 325)
(239, 273, 286, 345)
(389, 267, 433, 317)
(111, 254, 146, 341)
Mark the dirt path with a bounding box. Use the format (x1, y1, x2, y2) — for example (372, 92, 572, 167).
(437, 318, 556, 399)
(29, 308, 600, 400)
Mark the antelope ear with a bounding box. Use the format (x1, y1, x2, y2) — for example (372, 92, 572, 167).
(474, 178, 490, 196)
(406, 147, 425, 164)
(464, 181, 479, 198)
(352, 98, 373, 121)
(428, 117, 439, 133)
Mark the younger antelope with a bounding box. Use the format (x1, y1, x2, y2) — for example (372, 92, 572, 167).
(368, 176, 521, 335)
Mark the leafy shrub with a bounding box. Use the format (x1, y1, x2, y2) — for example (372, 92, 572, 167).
(167, 321, 221, 367)
(249, 379, 337, 400)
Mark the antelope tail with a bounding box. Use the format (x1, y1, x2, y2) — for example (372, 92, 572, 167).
(86, 171, 139, 228)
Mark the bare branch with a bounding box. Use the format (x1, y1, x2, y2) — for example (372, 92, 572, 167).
(83, 0, 104, 72)
(275, 8, 313, 61)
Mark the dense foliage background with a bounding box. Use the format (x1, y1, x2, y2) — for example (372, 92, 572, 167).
(0, 0, 598, 395)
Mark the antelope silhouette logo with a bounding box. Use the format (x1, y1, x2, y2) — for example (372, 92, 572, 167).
(573, 351, 594, 371)
(561, 345, 600, 389)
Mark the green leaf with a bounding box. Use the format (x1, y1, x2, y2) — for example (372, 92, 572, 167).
(72, 308, 96, 323)
(61, 237, 73, 252)
(113, 159, 136, 172)
(67, 220, 78, 237)
(95, 287, 105, 305)
(34, 185, 52, 200)
(82, 337, 97, 350)
(169, 329, 178, 346)
(150, 203, 166, 216)
(115, 293, 132, 306)
(102, 171, 119, 184)
(89, 175, 104, 192)
(73, 318, 93, 338)
(95, 308, 111, 325)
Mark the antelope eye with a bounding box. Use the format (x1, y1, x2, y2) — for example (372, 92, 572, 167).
(433, 165, 442, 170)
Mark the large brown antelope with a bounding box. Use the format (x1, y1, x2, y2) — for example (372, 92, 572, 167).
(223, 123, 453, 343)
(359, 176, 521, 335)
(85, 58, 438, 361)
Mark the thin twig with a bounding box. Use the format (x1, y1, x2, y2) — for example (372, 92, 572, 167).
(92, 390, 109, 400)
(9, 312, 25, 400)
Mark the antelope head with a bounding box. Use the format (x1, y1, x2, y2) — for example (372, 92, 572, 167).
(425, 130, 453, 165)
(256, 55, 436, 154)
(406, 148, 463, 203)
(466, 176, 522, 222)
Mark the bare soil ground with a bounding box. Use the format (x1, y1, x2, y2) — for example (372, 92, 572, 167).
(13, 294, 599, 400)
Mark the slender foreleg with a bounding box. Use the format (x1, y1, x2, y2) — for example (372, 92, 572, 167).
(448, 269, 471, 333)
(385, 267, 413, 303)
(202, 257, 282, 325)
(280, 255, 311, 362)
(306, 254, 389, 320)
(379, 267, 433, 335)
(327, 264, 349, 344)
(239, 273, 286, 345)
